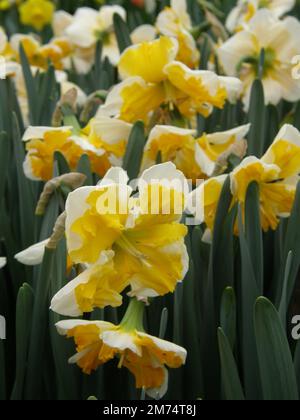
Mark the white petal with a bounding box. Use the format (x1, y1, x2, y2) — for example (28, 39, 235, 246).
(91, 117, 132, 145)
(65, 186, 100, 255)
(22, 126, 72, 142)
(205, 124, 251, 145)
(15, 239, 49, 266)
(50, 251, 115, 317)
(218, 76, 243, 103)
(0, 257, 6, 269)
(98, 167, 129, 187)
(55, 319, 114, 336)
(98, 5, 126, 28)
(274, 124, 300, 146)
(52, 11, 73, 37)
(139, 162, 190, 198)
(195, 143, 216, 177)
(101, 330, 142, 356)
(131, 25, 157, 44)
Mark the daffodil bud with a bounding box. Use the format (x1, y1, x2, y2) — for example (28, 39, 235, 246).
(47, 212, 66, 250)
(35, 173, 86, 216)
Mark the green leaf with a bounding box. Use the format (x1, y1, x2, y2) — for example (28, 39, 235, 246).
(279, 251, 293, 326)
(19, 45, 39, 125)
(238, 206, 261, 400)
(254, 297, 298, 400)
(218, 328, 245, 401)
(122, 121, 145, 180)
(25, 247, 56, 399)
(113, 13, 132, 53)
(11, 284, 34, 400)
(245, 182, 263, 294)
(54, 151, 70, 176)
(247, 79, 266, 157)
(0, 132, 10, 200)
(77, 154, 93, 186)
(0, 340, 5, 400)
(220, 287, 236, 350)
(12, 114, 36, 248)
(276, 182, 300, 306)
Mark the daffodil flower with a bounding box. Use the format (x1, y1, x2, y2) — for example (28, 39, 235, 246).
(50, 163, 189, 316)
(22, 117, 132, 181)
(231, 124, 300, 231)
(142, 124, 250, 182)
(10, 33, 73, 71)
(98, 36, 242, 123)
(19, 0, 54, 32)
(218, 9, 300, 108)
(189, 124, 300, 234)
(226, 0, 295, 33)
(156, 0, 200, 68)
(0, 257, 6, 269)
(55, 298, 187, 398)
(61, 6, 126, 66)
(187, 175, 227, 238)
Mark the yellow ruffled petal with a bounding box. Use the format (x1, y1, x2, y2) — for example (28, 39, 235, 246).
(165, 62, 227, 116)
(118, 36, 178, 83)
(69, 187, 128, 264)
(262, 124, 300, 179)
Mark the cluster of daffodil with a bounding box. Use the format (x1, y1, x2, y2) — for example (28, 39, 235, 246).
(2, 0, 300, 401)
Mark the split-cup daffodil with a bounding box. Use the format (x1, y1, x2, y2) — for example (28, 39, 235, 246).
(156, 0, 200, 68)
(50, 163, 189, 317)
(59, 5, 126, 66)
(231, 124, 300, 231)
(22, 117, 132, 181)
(142, 124, 250, 182)
(218, 9, 300, 108)
(98, 36, 242, 123)
(55, 298, 187, 398)
(226, 0, 295, 33)
(19, 0, 54, 31)
(189, 124, 300, 235)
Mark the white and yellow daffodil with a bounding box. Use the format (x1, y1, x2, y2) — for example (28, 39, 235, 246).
(0, 257, 6, 269)
(19, 0, 55, 31)
(219, 9, 300, 108)
(187, 175, 227, 234)
(10, 33, 73, 71)
(55, 298, 187, 398)
(156, 0, 200, 68)
(50, 163, 189, 316)
(0, 26, 14, 59)
(22, 117, 132, 181)
(98, 36, 242, 123)
(226, 0, 295, 33)
(142, 124, 250, 182)
(61, 6, 126, 66)
(231, 124, 300, 231)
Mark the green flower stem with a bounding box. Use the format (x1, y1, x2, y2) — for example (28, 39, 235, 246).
(120, 298, 145, 333)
